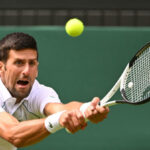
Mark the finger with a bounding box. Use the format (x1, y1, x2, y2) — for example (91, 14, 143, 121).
(67, 110, 83, 133)
(85, 105, 99, 120)
(71, 110, 86, 131)
(60, 111, 75, 133)
(76, 110, 85, 122)
(96, 106, 110, 113)
(75, 110, 87, 128)
(81, 123, 87, 130)
(105, 106, 110, 112)
(90, 97, 100, 108)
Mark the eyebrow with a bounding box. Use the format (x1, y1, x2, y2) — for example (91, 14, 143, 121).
(14, 58, 38, 61)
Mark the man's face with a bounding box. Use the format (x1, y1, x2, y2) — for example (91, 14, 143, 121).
(0, 49, 39, 102)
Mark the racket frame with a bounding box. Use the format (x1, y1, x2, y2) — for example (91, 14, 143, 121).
(100, 64, 130, 107)
(121, 42, 150, 105)
(100, 42, 150, 107)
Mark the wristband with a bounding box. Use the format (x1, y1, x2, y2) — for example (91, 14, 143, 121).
(45, 110, 66, 133)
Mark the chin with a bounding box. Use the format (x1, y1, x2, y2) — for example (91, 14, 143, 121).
(12, 88, 32, 100)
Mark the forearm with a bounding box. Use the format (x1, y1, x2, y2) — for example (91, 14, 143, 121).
(63, 101, 83, 110)
(8, 119, 49, 147)
(44, 101, 83, 116)
(0, 101, 84, 148)
(0, 112, 49, 148)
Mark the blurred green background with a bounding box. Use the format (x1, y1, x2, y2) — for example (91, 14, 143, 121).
(0, 26, 149, 150)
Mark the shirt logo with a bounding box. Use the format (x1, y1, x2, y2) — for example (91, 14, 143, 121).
(49, 122, 53, 128)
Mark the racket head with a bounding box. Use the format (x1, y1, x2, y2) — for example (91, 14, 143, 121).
(120, 42, 150, 105)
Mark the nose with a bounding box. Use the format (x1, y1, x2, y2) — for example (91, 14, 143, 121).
(22, 64, 30, 76)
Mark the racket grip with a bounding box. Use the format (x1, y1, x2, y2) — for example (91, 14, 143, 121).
(100, 101, 117, 107)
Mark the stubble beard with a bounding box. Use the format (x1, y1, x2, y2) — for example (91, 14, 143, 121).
(9, 85, 32, 102)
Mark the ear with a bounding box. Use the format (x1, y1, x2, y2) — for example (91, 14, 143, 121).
(0, 61, 4, 75)
(0, 61, 4, 70)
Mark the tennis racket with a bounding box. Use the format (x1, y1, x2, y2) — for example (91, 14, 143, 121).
(81, 42, 150, 112)
(66, 42, 150, 132)
(99, 42, 150, 107)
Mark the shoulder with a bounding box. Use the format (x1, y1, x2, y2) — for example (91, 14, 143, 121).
(26, 80, 61, 116)
(27, 79, 61, 103)
(32, 80, 59, 97)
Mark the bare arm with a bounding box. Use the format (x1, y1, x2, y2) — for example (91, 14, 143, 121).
(0, 111, 50, 148)
(44, 98, 109, 132)
(0, 98, 109, 148)
(44, 102, 87, 133)
(0, 102, 86, 147)
(44, 98, 109, 123)
(44, 101, 83, 116)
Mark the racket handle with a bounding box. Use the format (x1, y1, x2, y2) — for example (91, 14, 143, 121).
(100, 101, 118, 107)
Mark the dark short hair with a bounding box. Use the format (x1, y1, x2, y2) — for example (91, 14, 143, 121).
(0, 32, 38, 62)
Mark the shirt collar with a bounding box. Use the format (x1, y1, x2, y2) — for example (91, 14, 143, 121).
(0, 78, 35, 103)
(0, 79, 13, 102)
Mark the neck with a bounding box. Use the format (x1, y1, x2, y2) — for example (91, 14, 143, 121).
(15, 98, 22, 104)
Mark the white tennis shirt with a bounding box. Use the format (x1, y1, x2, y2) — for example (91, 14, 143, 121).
(0, 79, 61, 150)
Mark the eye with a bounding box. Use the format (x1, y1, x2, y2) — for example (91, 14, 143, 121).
(29, 60, 37, 66)
(14, 60, 24, 66)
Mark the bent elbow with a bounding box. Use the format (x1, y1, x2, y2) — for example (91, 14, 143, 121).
(3, 128, 25, 148)
(6, 134, 24, 148)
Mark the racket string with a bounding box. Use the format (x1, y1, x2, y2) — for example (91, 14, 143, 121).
(124, 47, 150, 103)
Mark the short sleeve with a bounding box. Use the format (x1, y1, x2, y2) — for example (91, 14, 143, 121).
(27, 80, 62, 117)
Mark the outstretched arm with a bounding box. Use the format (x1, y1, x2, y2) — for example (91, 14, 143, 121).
(0, 111, 49, 148)
(44, 97, 109, 131)
(0, 106, 86, 148)
(0, 97, 109, 148)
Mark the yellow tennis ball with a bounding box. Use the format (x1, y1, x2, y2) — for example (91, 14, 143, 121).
(65, 18, 84, 37)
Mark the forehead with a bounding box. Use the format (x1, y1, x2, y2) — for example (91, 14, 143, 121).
(8, 49, 38, 60)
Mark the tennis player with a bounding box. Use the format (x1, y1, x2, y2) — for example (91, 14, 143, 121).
(0, 32, 109, 150)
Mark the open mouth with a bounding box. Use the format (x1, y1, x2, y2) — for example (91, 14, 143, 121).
(17, 80, 29, 86)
